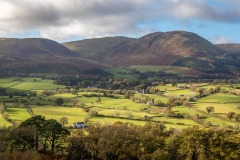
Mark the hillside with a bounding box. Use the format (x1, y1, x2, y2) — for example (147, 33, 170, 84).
(217, 43, 240, 60)
(0, 38, 107, 74)
(0, 38, 78, 59)
(1, 32, 240, 77)
(64, 31, 224, 66)
(63, 36, 135, 61)
(64, 31, 240, 77)
(217, 43, 240, 54)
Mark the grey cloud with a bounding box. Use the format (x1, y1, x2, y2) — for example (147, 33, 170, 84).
(10, 0, 144, 26)
(157, 0, 240, 23)
(1, 0, 62, 27)
(0, 0, 240, 40)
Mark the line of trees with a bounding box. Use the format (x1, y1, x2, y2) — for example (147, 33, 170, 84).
(9, 116, 69, 154)
(0, 116, 239, 160)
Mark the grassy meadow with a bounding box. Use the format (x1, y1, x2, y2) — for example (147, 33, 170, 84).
(0, 77, 65, 91)
(197, 93, 240, 103)
(31, 106, 87, 126)
(6, 107, 31, 122)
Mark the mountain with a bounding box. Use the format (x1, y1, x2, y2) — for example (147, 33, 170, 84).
(63, 31, 224, 66)
(217, 43, 240, 60)
(217, 43, 240, 54)
(1, 31, 240, 77)
(0, 38, 77, 59)
(0, 38, 107, 74)
(63, 36, 135, 61)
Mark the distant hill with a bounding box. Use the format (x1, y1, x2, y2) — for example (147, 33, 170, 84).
(1, 31, 240, 77)
(63, 36, 135, 61)
(0, 38, 107, 74)
(217, 43, 240, 60)
(63, 31, 224, 66)
(217, 43, 240, 54)
(63, 31, 240, 77)
(0, 38, 78, 59)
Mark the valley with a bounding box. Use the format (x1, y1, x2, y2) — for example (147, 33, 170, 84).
(1, 77, 239, 130)
(1, 0, 240, 158)
(1, 31, 240, 159)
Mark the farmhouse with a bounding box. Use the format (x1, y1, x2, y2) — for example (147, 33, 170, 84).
(72, 122, 85, 128)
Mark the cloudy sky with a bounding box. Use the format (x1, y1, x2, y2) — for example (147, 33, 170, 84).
(0, 0, 240, 43)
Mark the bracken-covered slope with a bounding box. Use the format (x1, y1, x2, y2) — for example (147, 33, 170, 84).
(64, 31, 224, 66)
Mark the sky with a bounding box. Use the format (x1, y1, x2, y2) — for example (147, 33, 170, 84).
(0, 0, 240, 43)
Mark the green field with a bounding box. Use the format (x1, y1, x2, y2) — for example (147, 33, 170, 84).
(192, 103, 239, 113)
(89, 117, 147, 126)
(6, 107, 31, 122)
(0, 78, 17, 83)
(4, 105, 88, 127)
(105, 67, 136, 79)
(81, 97, 148, 111)
(0, 81, 22, 88)
(172, 106, 205, 116)
(152, 116, 199, 126)
(105, 65, 200, 80)
(0, 114, 12, 128)
(126, 65, 199, 75)
(204, 116, 236, 126)
(97, 109, 154, 119)
(0, 78, 65, 91)
(0, 77, 239, 129)
(31, 105, 88, 126)
(165, 89, 197, 97)
(49, 93, 78, 99)
(78, 92, 104, 96)
(197, 93, 240, 103)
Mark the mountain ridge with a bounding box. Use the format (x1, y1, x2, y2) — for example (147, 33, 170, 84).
(63, 31, 225, 66)
(0, 38, 107, 74)
(1, 31, 240, 77)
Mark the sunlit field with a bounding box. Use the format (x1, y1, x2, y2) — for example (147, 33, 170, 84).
(0, 77, 239, 129)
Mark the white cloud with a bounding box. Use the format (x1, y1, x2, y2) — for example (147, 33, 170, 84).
(210, 35, 234, 44)
(0, 0, 154, 40)
(0, 0, 240, 41)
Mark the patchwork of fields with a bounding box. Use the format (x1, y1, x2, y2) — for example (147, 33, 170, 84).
(0, 77, 239, 130)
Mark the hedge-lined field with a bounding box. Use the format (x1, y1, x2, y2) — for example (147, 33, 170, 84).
(0, 77, 239, 129)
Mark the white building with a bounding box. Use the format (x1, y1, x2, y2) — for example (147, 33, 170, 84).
(72, 122, 85, 128)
